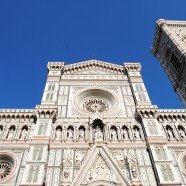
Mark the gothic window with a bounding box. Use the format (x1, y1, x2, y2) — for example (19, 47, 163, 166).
(38, 123, 47, 135)
(27, 166, 39, 183)
(155, 147, 167, 160)
(161, 165, 174, 181)
(138, 93, 146, 101)
(48, 83, 55, 91)
(49, 93, 53, 100)
(46, 93, 50, 100)
(32, 147, 43, 161)
(135, 84, 143, 91)
(0, 153, 16, 182)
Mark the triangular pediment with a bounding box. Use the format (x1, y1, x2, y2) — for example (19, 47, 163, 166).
(72, 145, 131, 186)
(63, 60, 124, 75)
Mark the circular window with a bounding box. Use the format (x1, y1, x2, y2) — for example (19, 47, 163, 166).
(73, 88, 118, 115)
(0, 153, 17, 183)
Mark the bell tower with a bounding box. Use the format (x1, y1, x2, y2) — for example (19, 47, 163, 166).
(152, 19, 186, 107)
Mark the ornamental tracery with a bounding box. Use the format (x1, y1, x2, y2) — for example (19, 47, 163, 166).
(82, 97, 110, 113)
(0, 153, 16, 182)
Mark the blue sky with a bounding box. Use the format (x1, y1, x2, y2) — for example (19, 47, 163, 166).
(0, 1, 185, 109)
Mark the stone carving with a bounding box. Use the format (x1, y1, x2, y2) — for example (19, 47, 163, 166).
(67, 128, 74, 140)
(133, 128, 141, 140)
(7, 129, 15, 140)
(94, 126, 103, 141)
(62, 149, 74, 183)
(111, 128, 118, 141)
(122, 128, 129, 140)
(20, 128, 28, 140)
(55, 128, 62, 140)
(83, 155, 119, 184)
(112, 151, 124, 163)
(79, 129, 85, 140)
(127, 151, 140, 182)
(75, 151, 86, 163)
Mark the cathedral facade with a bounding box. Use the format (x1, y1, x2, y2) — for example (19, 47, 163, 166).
(0, 60, 186, 186)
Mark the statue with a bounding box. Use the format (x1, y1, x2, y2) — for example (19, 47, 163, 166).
(55, 128, 62, 140)
(79, 129, 85, 140)
(134, 128, 141, 140)
(111, 128, 118, 140)
(67, 128, 73, 140)
(122, 128, 129, 140)
(7, 129, 15, 140)
(20, 128, 28, 140)
(94, 126, 103, 141)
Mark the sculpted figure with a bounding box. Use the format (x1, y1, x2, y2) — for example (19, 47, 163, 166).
(123, 128, 129, 139)
(134, 128, 141, 140)
(94, 126, 103, 140)
(67, 128, 73, 140)
(20, 128, 28, 140)
(111, 128, 118, 140)
(7, 129, 15, 140)
(55, 128, 62, 140)
(79, 129, 85, 140)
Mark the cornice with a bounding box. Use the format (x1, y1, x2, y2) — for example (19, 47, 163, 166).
(157, 109, 186, 121)
(63, 60, 124, 74)
(136, 105, 158, 118)
(47, 62, 64, 71)
(0, 109, 36, 122)
(124, 63, 141, 72)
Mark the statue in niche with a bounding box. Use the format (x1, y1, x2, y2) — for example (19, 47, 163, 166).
(55, 128, 62, 140)
(67, 128, 73, 140)
(20, 128, 28, 140)
(7, 128, 15, 140)
(133, 128, 141, 140)
(167, 128, 174, 140)
(179, 128, 185, 139)
(111, 128, 118, 140)
(122, 128, 129, 140)
(79, 128, 85, 140)
(94, 126, 103, 141)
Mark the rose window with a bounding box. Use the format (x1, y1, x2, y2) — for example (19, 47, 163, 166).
(0, 153, 16, 182)
(83, 98, 110, 113)
(74, 88, 118, 115)
(0, 162, 12, 180)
